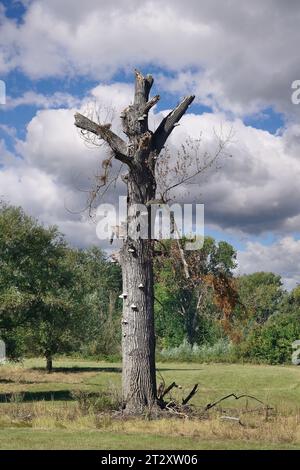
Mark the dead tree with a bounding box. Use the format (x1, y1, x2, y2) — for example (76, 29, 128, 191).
(74, 70, 195, 413)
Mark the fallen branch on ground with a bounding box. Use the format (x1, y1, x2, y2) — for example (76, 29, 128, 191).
(204, 393, 273, 411)
(220, 416, 244, 426)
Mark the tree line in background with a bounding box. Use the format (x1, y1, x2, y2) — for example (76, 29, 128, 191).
(0, 203, 299, 371)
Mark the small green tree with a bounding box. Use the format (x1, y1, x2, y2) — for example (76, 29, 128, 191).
(0, 204, 77, 371)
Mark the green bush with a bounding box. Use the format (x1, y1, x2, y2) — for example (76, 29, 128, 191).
(238, 312, 300, 364)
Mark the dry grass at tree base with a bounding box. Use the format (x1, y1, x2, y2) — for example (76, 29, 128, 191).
(0, 358, 300, 450)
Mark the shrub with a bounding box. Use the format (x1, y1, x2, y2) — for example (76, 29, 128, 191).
(238, 312, 300, 364)
(157, 338, 234, 362)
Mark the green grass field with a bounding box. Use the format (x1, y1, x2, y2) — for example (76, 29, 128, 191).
(0, 358, 300, 450)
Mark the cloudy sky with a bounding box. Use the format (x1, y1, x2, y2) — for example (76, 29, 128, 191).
(1, 0, 300, 288)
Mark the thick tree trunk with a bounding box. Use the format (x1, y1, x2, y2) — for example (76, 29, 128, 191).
(121, 237, 157, 412)
(119, 72, 159, 413)
(120, 167, 157, 413)
(74, 69, 195, 414)
(46, 353, 53, 374)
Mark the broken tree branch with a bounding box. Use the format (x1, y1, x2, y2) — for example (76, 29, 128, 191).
(182, 384, 198, 405)
(162, 381, 179, 399)
(204, 393, 272, 411)
(165, 404, 189, 418)
(74, 112, 131, 165)
(153, 95, 195, 154)
(220, 416, 244, 426)
(134, 69, 154, 106)
(144, 94, 160, 113)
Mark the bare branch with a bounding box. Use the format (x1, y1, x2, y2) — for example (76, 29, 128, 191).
(153, 95, 195, 154)
(182, 384, 199, 405)
(158, 127, 234, 202)
(204, 393, 271, 411)
(74, 112, 131, 165)
(144, 94, 160, 113)
(161, 382, 178, 399)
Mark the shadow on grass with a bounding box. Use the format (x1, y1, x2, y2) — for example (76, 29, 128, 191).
(31, 366, 122, 374)
(29, 366, 203, 374)
(156, 368, 204, 372)
(0, 389, 76, 403)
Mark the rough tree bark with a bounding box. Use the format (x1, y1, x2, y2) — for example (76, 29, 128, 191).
(74, 70, 194, 413)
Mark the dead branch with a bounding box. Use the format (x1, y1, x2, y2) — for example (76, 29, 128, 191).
(204, 393, 272, 411)
(161, 381, 179, 399)
(160, 128, 233, 202)
(134, 69, 153, 104)
(144, 94, 160, 113)
(153, 95, 195, 154)
(165, 404, 189, 418)
(74, 112, 131, 165)
(182, 384, 198, 405)
(220, 416, 244, 426)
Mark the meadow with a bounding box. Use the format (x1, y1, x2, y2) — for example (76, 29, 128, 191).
(0, 358, 300, 450)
